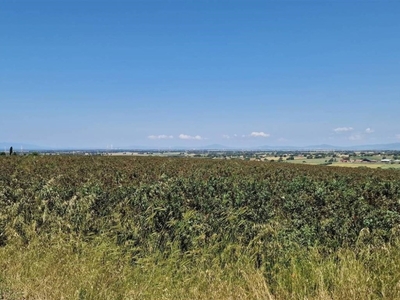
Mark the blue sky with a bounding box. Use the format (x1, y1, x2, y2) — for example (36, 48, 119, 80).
(1, 0, 399, 148)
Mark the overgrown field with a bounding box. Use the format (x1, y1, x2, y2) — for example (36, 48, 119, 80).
(1, 156, 400, 299)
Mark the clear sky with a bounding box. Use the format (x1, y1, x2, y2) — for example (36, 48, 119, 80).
(1, 0, 399, 148)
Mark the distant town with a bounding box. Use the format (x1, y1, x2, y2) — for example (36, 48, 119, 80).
(4, 148, 400, 169)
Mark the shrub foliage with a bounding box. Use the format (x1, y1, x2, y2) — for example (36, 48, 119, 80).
(1, 156, 400, 298)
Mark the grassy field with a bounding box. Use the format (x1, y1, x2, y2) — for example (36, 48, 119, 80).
(1, 156, 400, 299)
(285, 158, 328, 165)
(331, 162, 400, 169)
(284, 157, 400, 169)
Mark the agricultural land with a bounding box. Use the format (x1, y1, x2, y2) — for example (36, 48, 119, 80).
(1, 155, 400, 299)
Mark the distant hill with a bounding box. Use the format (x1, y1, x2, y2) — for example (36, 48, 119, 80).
(300, 143, 400, 151)
(198, 144, 237, 150)
(257, 143, 400, 151)
(300, 144, 341, 150)
(343, 143, 400, 151)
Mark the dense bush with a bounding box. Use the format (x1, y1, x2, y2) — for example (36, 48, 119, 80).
(1, 156, 400, 298)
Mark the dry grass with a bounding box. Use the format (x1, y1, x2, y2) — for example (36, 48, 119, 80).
(330, 162, 400, 169)
(0, 238, 274, 300)
(1, 238, 400, 300)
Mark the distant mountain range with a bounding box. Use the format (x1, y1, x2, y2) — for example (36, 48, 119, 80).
(281, 143, 400, 151)
(168, 143, 400, 151)
(254, 143, 400, 151)
(2, 142, 400, 151)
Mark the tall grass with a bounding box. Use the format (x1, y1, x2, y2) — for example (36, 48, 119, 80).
(1, 235, 400, 299)
(2, 156, 400, 299)
(0, 236, 272, 299)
